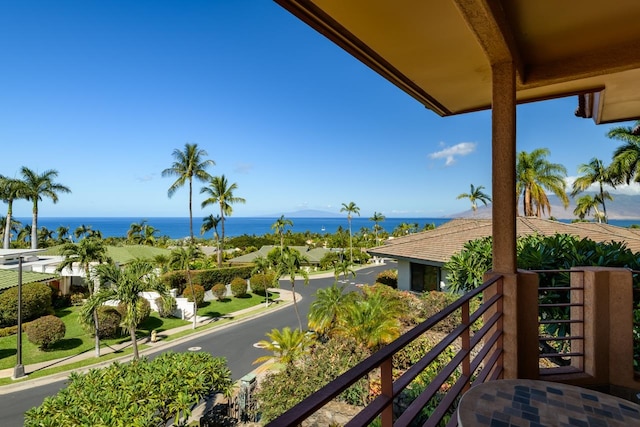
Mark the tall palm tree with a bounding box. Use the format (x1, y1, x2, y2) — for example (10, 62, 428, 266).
(20, 167, 71, 249)
(515, 148, 569, 217)
(271, 215, 293, 249)
(57, 237, 111, 357)
(570, 158, 615, 223)
(126, 220, 146, 243)
(89, 260, 170, 360)
(456, 184, 492, 215)
(74, 224, 94, 241)
(37, 226, 55, 247)
(274, 246, 309, 330)
(200, 175, 245, 266)
(162, 143, 215, 241)
(608, 120, 640, 185)
(369, 211, 385, 246)
(0, 216, 21, 248)
(0, 176, 25, 249)
(170, 245, 204, 329)
(340, 201, 360, 263)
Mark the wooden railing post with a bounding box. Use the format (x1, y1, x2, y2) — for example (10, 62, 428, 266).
(380, 359, 393, 427)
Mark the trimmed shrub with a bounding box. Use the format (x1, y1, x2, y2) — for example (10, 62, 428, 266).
(117, 298, 151, 326)
(375, 269, 398, 289)
(160, 270, 188, 295)
(0, 282, 53, 328)
(211, 283, 227, 301)
(195, 266, 253, 290)
(25, 315, 66, 350)
(230, 277, 248, 298)
(96, 306, 122, 338)
(155, 296, 177, 318)
(249, 273, 268, 295)
(70, 293, 85, 306)
(182, 284, 205, 306)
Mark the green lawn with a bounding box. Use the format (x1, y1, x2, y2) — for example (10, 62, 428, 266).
(0, 291, 277, 372)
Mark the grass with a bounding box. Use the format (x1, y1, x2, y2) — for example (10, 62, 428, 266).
(0, 291, 278, 374)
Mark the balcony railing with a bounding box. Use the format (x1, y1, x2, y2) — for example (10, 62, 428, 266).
(266, 274, 505, 427)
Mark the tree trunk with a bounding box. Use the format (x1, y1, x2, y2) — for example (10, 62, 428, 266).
(3, 202, 12, 249)
(187, 269, 197, 329)
(130, 327, 139, 360)
(218, 211, 225, 267)
(31, 205, 38, 249)
(188, 179, 194, 241)
(93, 310, 101, 357)
(291, 281, 302, 330)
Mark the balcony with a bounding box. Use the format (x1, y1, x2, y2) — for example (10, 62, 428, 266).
(266, 267, 640, 426)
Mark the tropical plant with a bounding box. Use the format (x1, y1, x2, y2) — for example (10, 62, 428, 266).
(308, 284, 355, 337)
(516, 148, 568, 217)
(573, 195, 605, 222)
(271, 215, 293, 249)
(273, 246, 309, 330)
(254, 327, 314, 366)
(608, 120, 640, 184)
(89, 260, 170, 359)
(25, 315, 66, 350)
(57, 237, 111, 356)
(340, 202, 360, 263)
(20, 167, 71, 249)
(369, 211, 385, 246)
(74, 224, 95, 241)
(201, 213, 222, 260)
(0, 282, 53, 327)
(200, 174, 245, 266)
(162, 143, 215, 241)
(570, 158, 615, 223)
(333, 259, 355, 282)
(457, 183, 491, 214)
(170, 245, 204, 329)
(55, 225, 71, 244)
(0, 215, 22, 249)
(24, 352, 233, 427)
(0, 175, 24, 249)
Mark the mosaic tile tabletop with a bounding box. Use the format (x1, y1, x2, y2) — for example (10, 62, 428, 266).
(457, 379, 640, 426)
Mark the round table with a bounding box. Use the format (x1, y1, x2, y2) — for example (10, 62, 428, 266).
(457, 379, 640, 426)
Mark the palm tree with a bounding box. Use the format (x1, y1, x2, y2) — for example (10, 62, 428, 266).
(162, 143, 215, 241)
(457, 184, 492, 215)
(369, 211, 385, 246)
(55, 225, 71, 244)
(0, 216, 21, 248)
(608, 120, 640, 185)
(0, 176, 25, 249)
(253, 327, 313, 366)
(271, 215, 293, 249)
(274, 246, 309, 330)
(308, 284, 355, 337)
(570, 158, 615, 223)
(89, 260, 170, 360)
(57, 237, 111, 357)
(20, 167, 71, 249)
(201, 214, 221, 257)
(340, 202, 360, 263)
(334, 259, 356, 283)
(170, 245, 204, 329)
(573, 195, 602, 222)
(74, 224, 94, 241)
(141, 223, 158, 246)
(126, 220, 146, 243)
(200, 175, 245, 267)
(37, 226, 55, 247)
(516, 148, 569, 217)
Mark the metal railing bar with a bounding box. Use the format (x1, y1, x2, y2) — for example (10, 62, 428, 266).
(539, 336, 583, 342)
(470, 329, 502, 374)
(539, 352, 583, 358)
(538, 286, 583, 291)
(469, 311, 502, 349)
(539, 303, 583, 308)
(423, 374, 470, 427)
(539, 319, 582, 325)
(344, 394, 388, 427)
(474, 347, 503, 383)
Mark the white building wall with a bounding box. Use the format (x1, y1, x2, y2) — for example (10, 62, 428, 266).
(397, 260, 412, 291)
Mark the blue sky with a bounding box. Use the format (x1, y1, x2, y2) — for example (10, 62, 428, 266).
(1, 1, 637, 219)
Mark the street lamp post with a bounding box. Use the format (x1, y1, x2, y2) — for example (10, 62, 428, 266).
(13, 255, 24, 379)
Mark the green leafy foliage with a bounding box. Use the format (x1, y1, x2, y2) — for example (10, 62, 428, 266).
(249, 273, 270, 295)
(182, 284, 205, 305)
(375, 269, 398, 288)
(155, 296, 177, 318)
(117, 298, 151, 326)
(444, 236, 493, 293)
(25, 315, 66, 350)
(24, 352, 233, 427)
(230, 277, 248, 297)
(0, 282, 53, 327)
(95, 306, 122, 338)
(211, 283, 227, 300)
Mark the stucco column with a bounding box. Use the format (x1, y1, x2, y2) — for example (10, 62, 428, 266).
(491, 61, 517, 274)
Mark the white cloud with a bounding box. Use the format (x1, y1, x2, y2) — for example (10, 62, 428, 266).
(136, 174, 155, 182)
(234, 163, 254, 174)
(429, 142, 477, 166)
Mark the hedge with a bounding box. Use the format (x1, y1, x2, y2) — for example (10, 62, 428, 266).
(0, 282, 53, 328)
(160, 266, 253, 293)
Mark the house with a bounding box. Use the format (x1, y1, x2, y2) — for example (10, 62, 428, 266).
(227, 245, 335, 271)
(368, 217, 640, 292)
(268, 1, 640, 426)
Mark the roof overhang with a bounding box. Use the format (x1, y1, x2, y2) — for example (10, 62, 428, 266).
(276, 0, 640, 124)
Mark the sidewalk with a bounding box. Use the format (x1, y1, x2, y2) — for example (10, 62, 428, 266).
(0, 288, 296, 392)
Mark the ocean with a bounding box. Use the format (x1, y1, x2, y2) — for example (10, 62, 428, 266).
(15, 217, 450, 240)
(14, 217, 640, 240)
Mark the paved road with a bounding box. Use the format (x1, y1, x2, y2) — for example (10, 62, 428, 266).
(0, 262, 395, 427)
